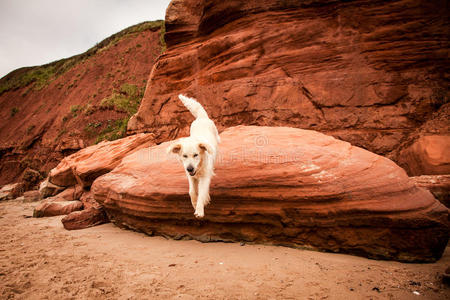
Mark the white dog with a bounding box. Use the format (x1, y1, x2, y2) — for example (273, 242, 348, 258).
(167, 94, 220, 218)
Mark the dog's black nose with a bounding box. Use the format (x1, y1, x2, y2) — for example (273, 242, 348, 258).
(186, 166, 194, 173)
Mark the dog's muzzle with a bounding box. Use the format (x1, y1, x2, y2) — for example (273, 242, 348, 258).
(187, 166, 195, 176)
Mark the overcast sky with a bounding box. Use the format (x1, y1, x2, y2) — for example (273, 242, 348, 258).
(0, 0, 172, 78)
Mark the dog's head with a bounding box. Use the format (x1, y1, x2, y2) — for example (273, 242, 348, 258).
(167, 138, 213, 176)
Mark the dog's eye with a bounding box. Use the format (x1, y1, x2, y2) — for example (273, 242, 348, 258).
(183, 154, 188, 158)
(193, 154, 198, 158)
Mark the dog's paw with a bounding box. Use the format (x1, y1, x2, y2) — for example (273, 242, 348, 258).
(194, 210, 204, 218)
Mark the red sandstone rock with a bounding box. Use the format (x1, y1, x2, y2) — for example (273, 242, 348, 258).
(34, 187, 85, 217)
(22, 190, 41, 202)
(48, 133, 154, 187)
(60, 189, 109, 230)
(61, 207, 109, 230)
(398, 135, 450, 176)
(55, 137, 85, 152)
(0, 183, 20, 201)
(33, 200, 83, 218)
(39, 178, 65, 198)
(412, 175, 450, 208)
(78, 191, 101, 210)
(92, 126, 448, 262)
(127, 0, 449, 175)
(51, 186, 82, 201)
(18, 168, 43, 192)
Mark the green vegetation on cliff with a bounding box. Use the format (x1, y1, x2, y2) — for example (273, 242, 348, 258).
(100, 83, 143, 116)
(0, 20, 165, 96)
(95, 83, 144, 143)
(75, 83, 144, 144)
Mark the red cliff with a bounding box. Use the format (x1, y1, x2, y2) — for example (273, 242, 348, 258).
(128, 0, 449, 176)
(0, 21, 164, 186)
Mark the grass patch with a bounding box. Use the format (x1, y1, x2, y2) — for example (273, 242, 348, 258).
(68, 103, 96, 117)
(70, 105, 82, 117)
(84, 121, 102, 138)
(95, 119, 128, 143)
(120, 83, 139, 97)
(64, 82, 143, 139)
(100, 83, 143, 116)
(83, 103, 95, 116)
(94, 83, 144, 144)
(0, 65, 56, 95)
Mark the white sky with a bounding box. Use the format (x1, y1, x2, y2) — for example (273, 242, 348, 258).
(0, 0, 172, 78)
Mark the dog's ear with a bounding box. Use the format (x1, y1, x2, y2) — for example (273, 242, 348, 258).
(167, 142, 182, 154)
(198, 142, 213, 154)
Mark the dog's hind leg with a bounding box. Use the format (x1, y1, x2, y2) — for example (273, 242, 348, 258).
(194, 176, 211, 218)
(188, 176, 198, 210)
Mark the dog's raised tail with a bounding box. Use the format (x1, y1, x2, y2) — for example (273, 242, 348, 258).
(178, 94, 208, 119)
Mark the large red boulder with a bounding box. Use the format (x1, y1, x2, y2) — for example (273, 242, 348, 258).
(0, 183, 21, 201)
(48, 133, 154, 187)
(61, 207, 108, 230)
(92, 126, 448, 262)
(61, 191, 109, 230)
(33, 200, 83, 218)
(33, 186, 85, 217)
(127, 0, 449, 174)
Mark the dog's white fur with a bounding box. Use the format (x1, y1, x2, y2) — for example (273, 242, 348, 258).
(167, 94, 220, 218)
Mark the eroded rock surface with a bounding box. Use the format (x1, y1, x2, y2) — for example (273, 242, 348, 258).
(49, 133, 154, 187)
(22, 190, 41, 202)
(33, 200, 83, 218)
(93, 126, 448, 262)
(61, 190, 109, 230)
(128, 0, 449, 175)
(39, 178, 65, 198)
(0, 183, 20, 201)
(45, 133, 155, 228)
(398, 135, 450, 176)
(412, 175, 450, 208)
(61, 207, 109, 230)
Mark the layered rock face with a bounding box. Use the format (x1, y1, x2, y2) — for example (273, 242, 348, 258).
(412, 175, 450, 208)
(45, 134, 153, 228)
(33, 200, 83, 218)
(0, 183, 21, 201)
(34, 135, 153, 228)
(49, 133, 154, 187)
(128, 0, 449, 175)
(61, 191, 108, 230)
(93, 126, 448, 262)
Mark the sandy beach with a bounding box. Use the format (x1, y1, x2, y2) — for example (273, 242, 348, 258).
(1, 198, 449, 300)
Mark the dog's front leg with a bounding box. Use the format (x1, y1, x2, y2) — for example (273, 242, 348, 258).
(188, 176, 198, 210)
(194, 176, 211, 218)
